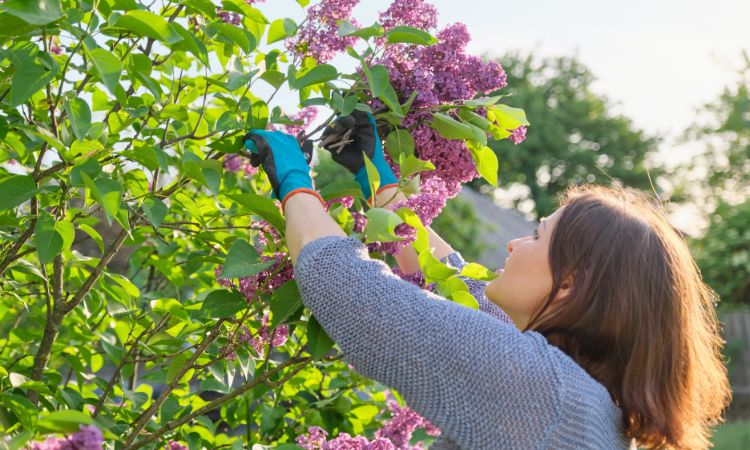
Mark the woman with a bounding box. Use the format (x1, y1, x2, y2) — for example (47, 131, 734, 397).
(244, 112, 730, 449)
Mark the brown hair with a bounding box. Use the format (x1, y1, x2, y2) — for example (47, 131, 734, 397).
(526, 185, 731, 449)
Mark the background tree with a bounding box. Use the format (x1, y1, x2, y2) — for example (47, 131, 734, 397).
(682, 55, 750, 305)
(480, 53, 662, 218)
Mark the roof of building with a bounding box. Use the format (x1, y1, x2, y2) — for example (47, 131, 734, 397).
(458, 187, 538, 269)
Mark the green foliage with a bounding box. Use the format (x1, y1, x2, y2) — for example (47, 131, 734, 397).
(693, 200, 750, 305)
(675, 55, 750, 213)
(480, 53, 661, 218)
(0, 1, 522, 446)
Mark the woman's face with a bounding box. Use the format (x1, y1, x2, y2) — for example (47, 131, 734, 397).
(485, 207, 566, 330)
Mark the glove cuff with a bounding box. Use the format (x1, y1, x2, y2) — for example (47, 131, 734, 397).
(281, 188, 326, 212)
(354, 165, 399, 200)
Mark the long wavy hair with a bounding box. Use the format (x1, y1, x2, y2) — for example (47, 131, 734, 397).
(526, 185, 731, 449)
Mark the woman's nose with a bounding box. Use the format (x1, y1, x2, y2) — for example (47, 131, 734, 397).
(507, 238, 519, 253)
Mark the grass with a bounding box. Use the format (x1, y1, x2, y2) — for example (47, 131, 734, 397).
(711, 421, 750, 450)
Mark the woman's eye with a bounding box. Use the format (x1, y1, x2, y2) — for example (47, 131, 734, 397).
(533, 229, 539, 239)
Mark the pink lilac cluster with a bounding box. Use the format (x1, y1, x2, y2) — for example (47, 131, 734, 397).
(509, 125, 527, 145)
(224, 312, 289, 360)
(216, 8, 241, 25)
(295, 399, 440, 450)
(286, 0, 361, 63)
(165, 442, 188, 450)
(214, 252, 293, 302)
(280, 107, 319, 136)
(373, 1, 513, 224)
(390, 267, 426, 289)
(28, 425, 103, 450)
(375, 400, 441, 448)
(366, 223, 416, 255)
(223, 154, 258, 177)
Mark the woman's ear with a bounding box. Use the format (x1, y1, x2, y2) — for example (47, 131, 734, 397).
(553, 273, 575, 302)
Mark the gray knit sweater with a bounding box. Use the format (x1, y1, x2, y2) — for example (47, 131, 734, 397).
(295, 236, 630, 449)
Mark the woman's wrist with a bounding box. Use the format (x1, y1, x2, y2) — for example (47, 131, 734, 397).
(374, 185, 406, 208)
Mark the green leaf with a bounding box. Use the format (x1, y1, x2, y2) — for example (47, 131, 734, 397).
(165, 352, 192, 384)
(0, 0, 62, 25)
(450, 291, 480, 310)
(459, 262, 498, 281)
(270, 280, 302, 327)
(385, 129, 415, 159)
(7, 45, 59, 106)
(37, 410, 94, 434)
(430, 112, 476, 140)
(68, 158, 102, 187)
(398, 154, 435, 179)
(64, 97, 92, 141)
(490, 104, 530, 129)
(142, 196, 167, 228)
(78, 223, 104, 253)
(171, 22, 208, 65)
(362, 153, 380, 199)
(86, 48, 122, 95)
(212, 22, 257, 54)
(220, 240, 273, 279)
(338, 21, 384, 39)
(227, 193, 285, 233)
(267, 18, 297, 44)
(290, 64, 338, 90)
(260, 70, 286, 89)
(0, 175, 35, 210)
(34, 214, 63, 264)
(81, 173, 123, 226)
(364, 64, 402, 116)
(365, 208, 403, 242)
(385, 26, 438, 45)
(318, 180, 363, 201)
(114, 10, 183, 44)
(467, 142, 499, 186)
(418, 250, 457, 282)
(55, 220, 74, 250)
(307, 315, 335, 360)
(201, 289, 247, 318)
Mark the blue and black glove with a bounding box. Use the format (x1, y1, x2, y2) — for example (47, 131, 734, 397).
(243, 130, 324, 209)
(320, 110, 399, 199)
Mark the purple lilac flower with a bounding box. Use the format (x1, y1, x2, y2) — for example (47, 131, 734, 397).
(352, 211, 367, 233)
(367, 223, 416, 256)
(282, 107, 319, 136)
(286, 0, 361, 62)
(509, 125, 527, 145)
(378, 0, 438, 31)
(325, 196, 355, 210)
(296, 426, 329, 449)
(391, 267, 426, 289)
(216, 8, 242, 25)
(375, 400, 440, 449)
(29, 425, 104, 450)
(166, 442, 188, 450)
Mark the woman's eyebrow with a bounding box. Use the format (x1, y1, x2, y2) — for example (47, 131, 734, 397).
(540, 217, 547, 230)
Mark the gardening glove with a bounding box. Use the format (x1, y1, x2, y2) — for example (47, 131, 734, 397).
(243, 130, 324, 210)
(320, 110, 399, 199)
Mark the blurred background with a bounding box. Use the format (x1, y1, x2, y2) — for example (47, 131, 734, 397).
(258, 1, 750, 446)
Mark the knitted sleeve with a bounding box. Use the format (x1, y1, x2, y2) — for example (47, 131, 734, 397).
(441, 252, 514, 324)
(294, 236, 564, 448)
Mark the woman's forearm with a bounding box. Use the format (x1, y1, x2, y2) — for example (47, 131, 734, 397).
(285, 193, 346, 264)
